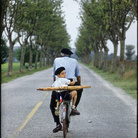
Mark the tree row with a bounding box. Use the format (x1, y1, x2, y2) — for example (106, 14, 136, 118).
(1, 0, 70, 76)
(75, 0, 137, 77)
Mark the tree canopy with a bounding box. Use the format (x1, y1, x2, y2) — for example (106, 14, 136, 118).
(75, 0, 136, 77)
(2, 0, 71, 75)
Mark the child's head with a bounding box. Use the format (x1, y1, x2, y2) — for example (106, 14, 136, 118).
(55, 67, 66, 78)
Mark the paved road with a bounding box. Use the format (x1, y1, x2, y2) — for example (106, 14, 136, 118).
(1, 64, 136, 138)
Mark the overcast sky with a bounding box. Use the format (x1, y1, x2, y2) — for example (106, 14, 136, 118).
(62, 0, 137, 55)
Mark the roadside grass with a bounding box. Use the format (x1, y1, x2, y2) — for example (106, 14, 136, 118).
(84, 62, 137, 99)
(1, 62, 52, 83)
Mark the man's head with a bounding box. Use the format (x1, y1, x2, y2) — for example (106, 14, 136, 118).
(55, 67, 66, 78)
(60, 48, 73, 57)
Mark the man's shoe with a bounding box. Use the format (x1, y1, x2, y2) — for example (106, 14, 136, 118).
(53, 124, 62, 133)
(70, 109, 80, 116)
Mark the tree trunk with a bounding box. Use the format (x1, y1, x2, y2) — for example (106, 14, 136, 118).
(103, 47, 109, 72)
(94, 50, 99, 68)
(51, 51, 54, 65)
(49, 54, 52, 65)
(110, 42, 118, 73)
(42, 45, 46, 67)
(91, 40, 99, 68)
(39, 45, 43, 68)
(20, 39, 27, 73)
(100, 33, 109, 71)
(46, 49, 50, 65)
(28, 46, 33, 71)
(35, 45, 39, 69)
(7, 42, 14, 76)
(7, 29, 19, 76)
(99, 47, 103, 69)
(119, 39, 125, 77)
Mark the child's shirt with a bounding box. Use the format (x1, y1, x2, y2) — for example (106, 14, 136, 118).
(52, 78, 70, 93)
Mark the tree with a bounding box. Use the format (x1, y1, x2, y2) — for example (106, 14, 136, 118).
(100, 0, 119, 73)
(75, 24, 91, 64)
(1, 38, 9, 64)
(3, 0, 70, 74)
(107, 0, 135, 77)
(1, 0, 8, 38)
(4, 0, 23, 76)
(77, 0, 135, 77)
(131, 0, 137, 19)
(78, 0, 109, 69)
(15, 45, 38, 64)
(16, 0, 38, 73)
(79, 0, 101, 67)
(125, 45, 135, 60)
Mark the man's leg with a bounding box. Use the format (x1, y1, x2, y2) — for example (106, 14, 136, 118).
(50, 91, 62, 132)
(74, 82, 83, 107)
(75, 88, 83, 107)
(50, 91, 60, 124)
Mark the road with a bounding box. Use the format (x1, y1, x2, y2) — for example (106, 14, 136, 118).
(1, 64, 136, 138)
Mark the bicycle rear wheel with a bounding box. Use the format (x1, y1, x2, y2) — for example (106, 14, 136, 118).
(62, 103, 70, 138)
(63, 119, 68, 138)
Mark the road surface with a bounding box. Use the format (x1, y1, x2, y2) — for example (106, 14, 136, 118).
(1, 64, 136, 138)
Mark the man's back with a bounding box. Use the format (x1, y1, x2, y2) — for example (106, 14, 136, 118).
(53, 57, 80, 79)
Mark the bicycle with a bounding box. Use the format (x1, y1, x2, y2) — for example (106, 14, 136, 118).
(59, 98, 72, 138)
(37, 85, 91, 138)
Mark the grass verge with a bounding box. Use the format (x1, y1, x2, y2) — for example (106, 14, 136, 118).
(84, 62, 137, 99)
(1, 62, 52, 83)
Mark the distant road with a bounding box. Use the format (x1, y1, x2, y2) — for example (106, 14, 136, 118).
(1, 64, 136, 138)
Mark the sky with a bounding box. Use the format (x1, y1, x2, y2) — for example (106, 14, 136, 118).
(62, 0, 137, 55)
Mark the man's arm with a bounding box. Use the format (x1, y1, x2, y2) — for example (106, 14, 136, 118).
(52, 59, 56, 82)
(69, 79, 75, 85)
(77, 76, 81, 85)
(53, 77, 56, 82)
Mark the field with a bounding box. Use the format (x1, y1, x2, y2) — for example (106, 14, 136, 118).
(85, 60, 137, 99)
(1, 62, 52, 83)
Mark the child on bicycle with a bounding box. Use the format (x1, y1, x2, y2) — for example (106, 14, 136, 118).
(51, 67, 80, 116)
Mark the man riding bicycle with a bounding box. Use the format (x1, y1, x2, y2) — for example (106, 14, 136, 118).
(50, 48, 83, 133)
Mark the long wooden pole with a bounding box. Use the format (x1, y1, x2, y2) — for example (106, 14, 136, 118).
(37, 85, 91, 91)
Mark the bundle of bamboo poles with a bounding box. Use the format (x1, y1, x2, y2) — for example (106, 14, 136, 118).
(37, 85, 91, 91)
